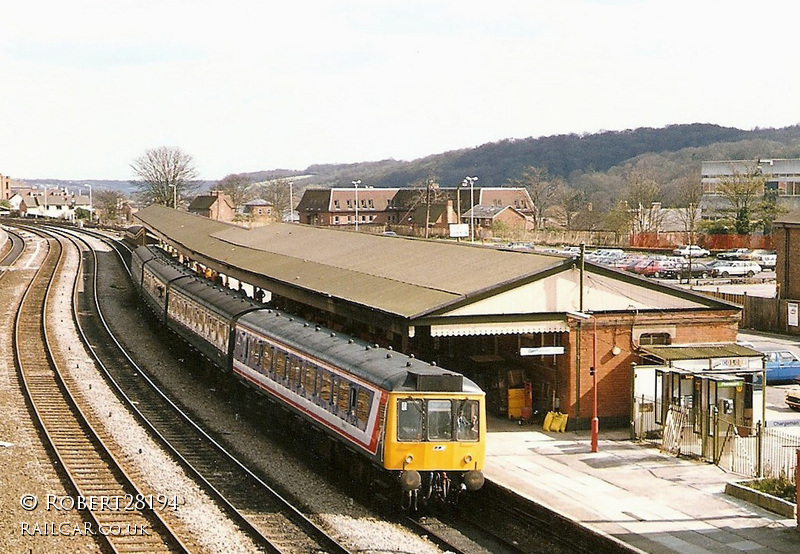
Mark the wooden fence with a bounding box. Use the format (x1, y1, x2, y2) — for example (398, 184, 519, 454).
(699, 290, 800, 337)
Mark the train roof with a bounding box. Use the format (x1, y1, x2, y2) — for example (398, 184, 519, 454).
(135, 245, 195, 284)
(238, 308, 482, 395)
(137, 245, 261, 320)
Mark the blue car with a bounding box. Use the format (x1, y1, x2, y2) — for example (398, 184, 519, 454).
(761, 349, 800, 384)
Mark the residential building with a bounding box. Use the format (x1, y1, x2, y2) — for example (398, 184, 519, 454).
(1, 174, 10, 201)
(188, 191, 236, 222)
(243, 199, 274, 221)
(296, 186, 534, 230)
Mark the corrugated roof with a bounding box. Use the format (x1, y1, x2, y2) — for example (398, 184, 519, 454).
(640, 344, 763, 361)
(135, 204, 565, 318)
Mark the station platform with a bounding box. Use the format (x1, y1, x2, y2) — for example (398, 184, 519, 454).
(484, 419, 798, 553)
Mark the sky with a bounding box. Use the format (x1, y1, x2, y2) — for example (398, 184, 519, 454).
(2, 0, 799, 181)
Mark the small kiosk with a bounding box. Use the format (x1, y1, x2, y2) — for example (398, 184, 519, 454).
(633, 344, 765, 462)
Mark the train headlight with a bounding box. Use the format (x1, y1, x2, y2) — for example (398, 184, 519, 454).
(463, 455, 472, 464)
(404, 454, 414, 465)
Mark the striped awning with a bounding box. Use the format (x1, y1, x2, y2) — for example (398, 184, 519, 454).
(430, 320, 569, 337)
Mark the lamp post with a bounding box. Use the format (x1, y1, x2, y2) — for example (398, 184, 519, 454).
(84, 184, 92, 222)
(462, 176, 478, 242)
(288, 180, 294, 223)
(352, 180, 361, 231)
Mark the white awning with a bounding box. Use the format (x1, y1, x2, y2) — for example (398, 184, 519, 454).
(430, 320, 569, 337)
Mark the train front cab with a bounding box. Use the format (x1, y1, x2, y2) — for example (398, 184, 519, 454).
(383, 374, 486, 506)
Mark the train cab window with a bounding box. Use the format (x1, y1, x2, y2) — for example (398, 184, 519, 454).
(397, 399, 423, 441)
(427, 400, 452, 441)
(455, 399, 480, 441)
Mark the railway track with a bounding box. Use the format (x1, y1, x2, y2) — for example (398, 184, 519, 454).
(42, 226, 353, 553)
(12, 228, 189, 553)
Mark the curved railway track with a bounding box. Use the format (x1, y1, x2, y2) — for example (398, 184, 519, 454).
(12, 227, 189, 553)
(40, 225, 353, 554)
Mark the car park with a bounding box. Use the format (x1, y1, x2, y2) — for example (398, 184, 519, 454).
(673, 244, 710, 258)
(711, 260, 762, 278)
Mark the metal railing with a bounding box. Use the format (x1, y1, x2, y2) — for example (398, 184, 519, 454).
(632, 395, 799, 481)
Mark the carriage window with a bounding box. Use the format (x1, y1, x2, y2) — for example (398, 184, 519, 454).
(304, 365, 316, 396)
(397, 399, 423, 441)
(288, 356, 302, 388)
(356, 389, 372, 430)
(260, 345, 273, 374)
(455, 399, 480, 441)
(274, 350, 286, 380)
(320, 372, 332, 404)
(427, 400, 452, 441)
(337, 380, 350, 415)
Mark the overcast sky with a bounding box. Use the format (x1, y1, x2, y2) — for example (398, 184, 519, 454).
(2, 0, 798, 181)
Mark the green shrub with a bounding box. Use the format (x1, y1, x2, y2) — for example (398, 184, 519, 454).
(745, 477, 797, 503)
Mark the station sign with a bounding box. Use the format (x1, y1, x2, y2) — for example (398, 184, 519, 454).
(520, 346, 565, 356)
(449, 223, 469, 238)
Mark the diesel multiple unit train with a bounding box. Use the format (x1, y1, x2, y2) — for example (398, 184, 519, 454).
(130, 245, 486, 506)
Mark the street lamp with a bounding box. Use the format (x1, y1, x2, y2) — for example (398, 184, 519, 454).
(462, 176, 478, 242)
(84, 184, 92, 222)
(288, 180, 294, 223)
(352, 180, 361, 231)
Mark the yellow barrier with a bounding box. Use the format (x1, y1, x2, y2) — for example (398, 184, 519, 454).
(543, 411, 568, 432)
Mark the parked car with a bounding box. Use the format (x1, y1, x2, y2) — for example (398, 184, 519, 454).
(634, 259, 681, 279)
(678, 261, 715, 278)
(716, 248, 751, 261)
(587, 248, 625, 263)
(749, 249, 776, 269)
(786, 386, 800, 411)
(711, 260, 762, 278)
(760, 349, 800, 384)
(673, 244, 710, 258)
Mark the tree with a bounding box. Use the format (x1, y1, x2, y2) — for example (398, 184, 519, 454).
(260, 179, 292, 220)
(130, 146, 199, 207)
(674, 172, 703, 244)
(714, 161, 765, 234)
(623, 168, 663, 234)
(95, 189, 126, 224)
(508, 166, 557, 230)
(552, 183, 584, 231)
(215, 173, 254, 211)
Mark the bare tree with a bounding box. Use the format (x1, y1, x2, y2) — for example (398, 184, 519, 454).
(95, 188, 126, 224)
(215, 173, 254, 211)
(130, 146, 199, 207)
(260, 179, 292, 220)
(714, 161, 765, 234)
(624, 168, 663, 234)
(674, 172, 703, 245)
(508, 166, 557, 230)
(552, 184, 584, 231)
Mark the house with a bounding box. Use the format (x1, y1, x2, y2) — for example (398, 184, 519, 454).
(1, 174, 10, 201)
(463, 205, 532, 234)
(296, 186, 534, 229)
(187, 191, 236, 222)
(243, 199, 274, 221)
